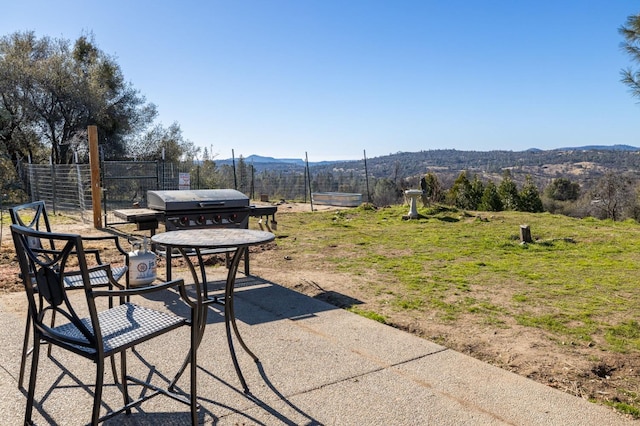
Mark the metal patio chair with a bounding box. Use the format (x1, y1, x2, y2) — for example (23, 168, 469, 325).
(10, 200, 130, 389)
(11, 224, 198, 425)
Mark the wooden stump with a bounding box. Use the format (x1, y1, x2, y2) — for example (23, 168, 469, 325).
(520, 225, 532, 243)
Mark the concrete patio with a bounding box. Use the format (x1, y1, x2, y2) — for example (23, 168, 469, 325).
(0, 272, 635, 425)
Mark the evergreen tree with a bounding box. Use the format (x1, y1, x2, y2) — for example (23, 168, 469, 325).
(498, 170, 520, 210)
(448, 171, 474, 209)
(519, 176, 544, 213)
(620, 13, 640, 99)
(479, 181, 503, 211)
(236, 156, 249, 193)
(470, 175, 485, 210)
(545, 177, 580, 201)
(420, 172, 444, 205)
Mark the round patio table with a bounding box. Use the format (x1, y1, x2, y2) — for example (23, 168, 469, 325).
(151, 228, 275, 393)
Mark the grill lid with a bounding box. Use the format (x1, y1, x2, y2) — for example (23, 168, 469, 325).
(147, 189, 249, 211)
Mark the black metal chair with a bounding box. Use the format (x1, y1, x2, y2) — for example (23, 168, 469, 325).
(10, 200, 130, 389)
(11, 224, 199, 425)
(9, 200, 129, 283)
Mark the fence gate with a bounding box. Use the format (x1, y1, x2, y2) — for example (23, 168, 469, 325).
(101, 161, 189, 227)
(101, 161, 159, 227)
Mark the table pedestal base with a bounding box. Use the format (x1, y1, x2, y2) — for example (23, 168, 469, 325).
(168, 246, 256, 394)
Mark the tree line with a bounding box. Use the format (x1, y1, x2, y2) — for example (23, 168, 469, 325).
(411, 170, 639, 222)
(0, 31, 198, 201)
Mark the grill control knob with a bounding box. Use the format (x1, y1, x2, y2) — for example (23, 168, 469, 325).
(179, 216, 189, 226)
(229, 213, 238, 223)
(213, 215, 222, 224)
(196, 215, 206, 225)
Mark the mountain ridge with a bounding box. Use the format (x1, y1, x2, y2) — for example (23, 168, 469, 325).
(217, 145, 640, 166)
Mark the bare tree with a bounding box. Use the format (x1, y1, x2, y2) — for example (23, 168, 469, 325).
(589, 172, 635, 221)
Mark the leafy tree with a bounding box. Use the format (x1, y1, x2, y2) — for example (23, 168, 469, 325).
(545, 177, 580, 201)
(129, 122, 198, 162)
(479, 181, 503, 211)
(0, 31, 156, 164)
(519, 176, 544, 213)
(0, 33, 49, 165)
(498, 170, 520, 210)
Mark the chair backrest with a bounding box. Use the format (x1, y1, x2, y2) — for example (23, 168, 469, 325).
(9, 201, 53, 251)
(11, 224, 101, 355)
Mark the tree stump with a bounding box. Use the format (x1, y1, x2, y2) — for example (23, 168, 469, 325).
(520, 225, 532, 243)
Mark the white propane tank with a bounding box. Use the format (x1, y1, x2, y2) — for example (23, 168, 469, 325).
(128, 237, 157, 286)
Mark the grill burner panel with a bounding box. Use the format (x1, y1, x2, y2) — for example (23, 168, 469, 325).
(164, 207, 249, 230)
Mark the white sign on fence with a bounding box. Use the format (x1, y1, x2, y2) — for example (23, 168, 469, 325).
(179, 173, 190, 190)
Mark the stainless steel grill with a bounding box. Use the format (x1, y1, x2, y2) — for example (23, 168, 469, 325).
(147, 189, 251, 231)
(113, 189, 276, 275)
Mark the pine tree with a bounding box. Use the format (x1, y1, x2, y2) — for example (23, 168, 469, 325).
(470, 175, 485, 210)
(448, 171, 474, 209)
(498, 171, 520, 210)
(479, 181, 503, 211)
(420, 172, 444, 205)
(519, 176, 543, 213)
(545, 177, 580, 201)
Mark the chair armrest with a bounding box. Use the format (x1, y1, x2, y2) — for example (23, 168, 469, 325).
(92, 277, 196, 309)
(81, 235, 129, 255)
(80, 235, 129, 265)
(63, 264, 125, 289)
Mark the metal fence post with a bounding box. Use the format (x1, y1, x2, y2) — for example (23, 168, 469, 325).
(50, 156, 57, 215)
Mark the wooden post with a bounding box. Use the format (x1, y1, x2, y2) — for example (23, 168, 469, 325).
(88, 125, 102, 229)
(520, 224, 532, 243)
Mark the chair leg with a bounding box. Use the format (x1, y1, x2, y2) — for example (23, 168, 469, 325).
(25, 331, 41, 425)
(19, 314, 32, 389)
(91, 359, 105, 426)
(110, 354, 119, 387)
(47, 310, 56, 358)
(120, 351, 131, 415)
(109, 353, 125, 415)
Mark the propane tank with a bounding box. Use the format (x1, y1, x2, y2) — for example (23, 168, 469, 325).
(128, 237, 157, 287)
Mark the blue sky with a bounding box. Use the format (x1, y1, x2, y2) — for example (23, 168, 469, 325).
(4, 1, 640, 161)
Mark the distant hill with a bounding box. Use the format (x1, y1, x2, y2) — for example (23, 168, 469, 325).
(217, 145, 640, 168)
(554, 144, 640, 152)
(210, 145, 640, 187)
(215, 155, 335, 167)
(216, 154, 304, 166)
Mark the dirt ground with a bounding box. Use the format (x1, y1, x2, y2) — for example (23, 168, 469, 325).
(1, 202, 638, 419)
